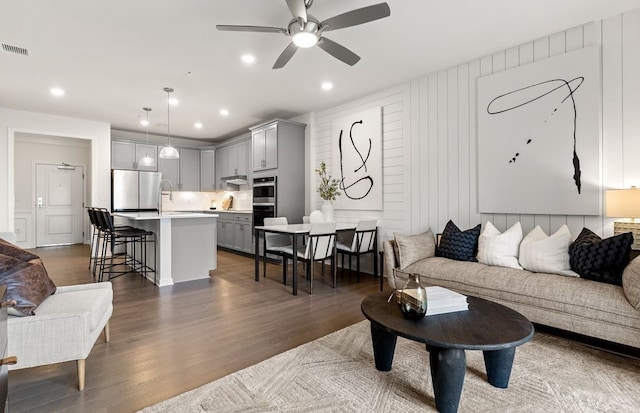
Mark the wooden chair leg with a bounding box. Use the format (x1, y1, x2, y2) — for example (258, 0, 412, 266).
(77, 359, 86, 390)
(104, 321, 110, 342)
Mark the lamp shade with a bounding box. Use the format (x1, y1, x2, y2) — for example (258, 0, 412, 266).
(605, 187, 640, 218)
(159, 145, 179, 159)
(138, 154, 155, 166)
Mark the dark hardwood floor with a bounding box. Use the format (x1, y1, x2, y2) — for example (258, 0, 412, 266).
(8, 245, 381, 413)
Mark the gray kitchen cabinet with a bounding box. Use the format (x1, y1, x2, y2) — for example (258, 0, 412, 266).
(215, 139, 251, 189)
(200, 150, 216, 191)
(251, 122, 278, 171)
(233, 214, 253, 253)
(157, 156, 179, 190)
(111, 141, 158, 171)
(179, 148, 200, 191)
(216, 212, 252, 253)
(216, 212, 234, 249)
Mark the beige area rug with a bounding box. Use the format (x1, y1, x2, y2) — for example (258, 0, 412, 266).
(140, 321, 640, 412)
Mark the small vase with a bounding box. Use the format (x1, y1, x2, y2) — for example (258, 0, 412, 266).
(321, 200, 334, 222)
(398, 273, 427, 320)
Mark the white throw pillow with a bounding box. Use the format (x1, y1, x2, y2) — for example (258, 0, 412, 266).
(476, 221, 523, 269)
(519, 225, 578, 277)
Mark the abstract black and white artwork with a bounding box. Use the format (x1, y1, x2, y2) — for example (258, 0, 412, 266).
(478, 45, 601, 215)
(331, 107, 383, 210)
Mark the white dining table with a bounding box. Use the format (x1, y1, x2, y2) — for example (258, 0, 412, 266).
(254, 223, 358, 295)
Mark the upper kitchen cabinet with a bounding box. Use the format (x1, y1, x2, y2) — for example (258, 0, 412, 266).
(157, 155, 179, 189)
(250, 120, 305, 172)
(178, 148, 200, 191)
(200, 150, 216, 191)
(111, 140, 158, 171)
(215, 139, 250, 189)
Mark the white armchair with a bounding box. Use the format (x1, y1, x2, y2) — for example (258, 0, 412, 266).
(7, 282, 113, 390)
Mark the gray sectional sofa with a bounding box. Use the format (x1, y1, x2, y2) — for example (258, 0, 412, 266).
(382, 239, 640, 350)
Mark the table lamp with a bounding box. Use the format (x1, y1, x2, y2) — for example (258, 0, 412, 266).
(605, 186, 640, 250)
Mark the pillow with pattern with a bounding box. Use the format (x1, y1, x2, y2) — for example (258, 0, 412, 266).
(569, 227, 633, 285)
(436, 220, 481, 262)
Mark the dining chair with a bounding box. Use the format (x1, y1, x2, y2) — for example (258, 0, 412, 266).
(336, 219, 378, 282)
(302, 215, 310, 224)
(263, 217, 292, 281)
(281, 221, 337, 294)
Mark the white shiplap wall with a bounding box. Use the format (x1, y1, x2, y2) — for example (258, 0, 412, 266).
(311, 8, 640, 262)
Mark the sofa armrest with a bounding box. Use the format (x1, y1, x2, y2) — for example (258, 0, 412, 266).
(383, 240, 400, 289)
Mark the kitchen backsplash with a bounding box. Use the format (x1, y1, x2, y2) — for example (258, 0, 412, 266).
(162, 189, 252, 211)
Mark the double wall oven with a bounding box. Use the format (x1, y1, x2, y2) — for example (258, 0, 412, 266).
(252, 176, 277, 227)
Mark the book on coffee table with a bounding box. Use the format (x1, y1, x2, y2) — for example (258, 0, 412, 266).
(396, 286, 468, 316)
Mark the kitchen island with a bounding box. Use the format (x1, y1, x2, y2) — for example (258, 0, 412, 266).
(114, 212, 218, 286)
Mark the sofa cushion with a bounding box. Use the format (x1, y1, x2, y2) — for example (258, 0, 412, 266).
(622, 256, 640, 310)
(0, 254, 57, 316)
(436, 220, 481, 262)
(519, 225, 577, 277)
(0, 238, 39, 262)
(394, 230, 436, 269)
(477, 221, 523, 269)
(569, 228, 633, 286)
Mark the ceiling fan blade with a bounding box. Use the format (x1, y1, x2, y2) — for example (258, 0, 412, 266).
(321, 2, 391, 31)
(286, 0, 308, 24)
(216, 25, 287, 34)
(273, 42, 299, 69)
(317, 37, 360, 66)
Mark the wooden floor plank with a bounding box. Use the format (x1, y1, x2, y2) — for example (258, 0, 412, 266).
(8, 245, 380, 412)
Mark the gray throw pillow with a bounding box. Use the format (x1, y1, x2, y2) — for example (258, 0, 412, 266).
(394, 230, 436, 269)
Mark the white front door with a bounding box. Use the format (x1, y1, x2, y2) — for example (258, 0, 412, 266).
(35, 164, 85, 247)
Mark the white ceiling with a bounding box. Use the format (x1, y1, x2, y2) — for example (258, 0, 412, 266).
(2, 0, 640, 142)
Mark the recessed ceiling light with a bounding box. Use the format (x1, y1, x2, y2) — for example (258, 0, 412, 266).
(50, 87, 65, 96)
(168, 97, 179, 106)
(140, 119, 149, 126)
(241, 54, 255, 64)
(219, 109, 229, 116)
(194, 122, 203, 129)
(321, 82, 333, 91)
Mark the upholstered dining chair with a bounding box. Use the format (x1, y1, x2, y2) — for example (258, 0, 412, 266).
(263, 217, 293, 280)
(281, 221, 337, 294)
(336, 219, 378, 282)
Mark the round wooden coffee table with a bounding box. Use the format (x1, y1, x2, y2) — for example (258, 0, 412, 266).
(361, 292, 534, 413)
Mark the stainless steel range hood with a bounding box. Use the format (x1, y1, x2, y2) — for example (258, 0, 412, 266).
(221, 175, 248, 185)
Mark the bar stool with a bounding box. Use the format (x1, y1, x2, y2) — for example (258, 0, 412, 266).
(95, 209, 156, 284)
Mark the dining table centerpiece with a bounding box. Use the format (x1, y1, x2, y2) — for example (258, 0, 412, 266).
(316, 161, 341, 221)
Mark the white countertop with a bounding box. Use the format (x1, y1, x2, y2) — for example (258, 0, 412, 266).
(115, 212, 219, 220)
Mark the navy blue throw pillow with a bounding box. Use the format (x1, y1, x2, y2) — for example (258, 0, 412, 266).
(436, 220, 481, 262)
(569, 228, 633, 286)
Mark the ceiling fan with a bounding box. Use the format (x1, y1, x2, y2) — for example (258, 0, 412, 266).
(216, 0, 391, 69)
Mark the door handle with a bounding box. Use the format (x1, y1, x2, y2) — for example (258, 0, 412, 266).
(37, 196, 44, 208)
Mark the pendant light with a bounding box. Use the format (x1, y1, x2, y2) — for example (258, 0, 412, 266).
(158, 87, 179, 159)
(138, 107, 155, 167)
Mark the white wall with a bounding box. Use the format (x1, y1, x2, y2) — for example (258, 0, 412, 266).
(311, 8, 640, 246)
(0, 108, 111, 233)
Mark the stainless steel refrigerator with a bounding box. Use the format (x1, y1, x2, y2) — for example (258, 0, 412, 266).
(111, 170, 162, 212)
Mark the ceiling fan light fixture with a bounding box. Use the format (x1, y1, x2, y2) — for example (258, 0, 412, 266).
(292, 31, 318, 48)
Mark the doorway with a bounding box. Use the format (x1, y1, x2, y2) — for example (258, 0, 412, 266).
(35, 163, 85, 246)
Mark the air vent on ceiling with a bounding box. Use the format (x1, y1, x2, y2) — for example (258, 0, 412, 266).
(2, 43, 29, 56)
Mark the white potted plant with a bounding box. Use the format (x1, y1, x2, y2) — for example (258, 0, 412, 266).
(316, 161, 341, 221)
